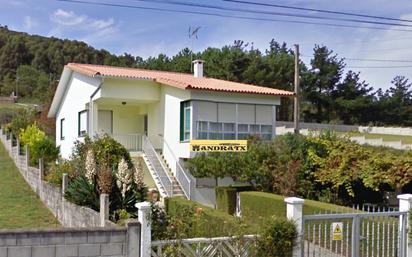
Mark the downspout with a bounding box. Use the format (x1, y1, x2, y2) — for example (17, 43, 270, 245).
(89, 76, 104, 137)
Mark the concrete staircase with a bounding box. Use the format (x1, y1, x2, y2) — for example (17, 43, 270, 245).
(157, 151, 184, 196)
(140, 136, 184, 198)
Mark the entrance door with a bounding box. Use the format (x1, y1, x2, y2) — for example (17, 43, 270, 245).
(98, 110, 113, 134)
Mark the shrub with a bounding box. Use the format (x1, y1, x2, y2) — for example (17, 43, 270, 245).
(45, 159, 75, 186)
(65, 134, 147, 222)
(19, 123, 45, 147)
(64, 174, 100, 211)
(215, 186, 237, 215)
(30, 137, 59, 164)
(9, 108, 34, 137)
(164, 197, 241, 238)
(19, 123, 59, 165)
(257, 217, 296, 257)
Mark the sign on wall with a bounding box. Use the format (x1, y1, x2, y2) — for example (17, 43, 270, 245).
(331, 222, 343, 241)
(190, 140, 248, 152)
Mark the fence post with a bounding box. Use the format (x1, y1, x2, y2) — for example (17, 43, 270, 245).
(126, 219, 141, 257)
(100, 194, 109, 227)
(25, 145, 30, 177)
(9, 133, 13, 152)
(25, 145, 30, 166)
(285, 197, 304, 257)
(62, 173, 68, 195)
(38, 158, 44, 181)
(16, 138, 20, 156)
(398, 194, 412, 257)
(136, 201, 151, 257)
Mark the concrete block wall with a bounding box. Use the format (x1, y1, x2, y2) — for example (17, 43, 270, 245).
(0, 226, 135, 257)
(0, 132, 116, 228)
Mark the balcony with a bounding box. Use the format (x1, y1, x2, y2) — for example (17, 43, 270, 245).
(111, 133, 142, 152)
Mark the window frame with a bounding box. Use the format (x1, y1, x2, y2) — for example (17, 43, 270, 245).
(60, 118, 65, 140)
(180, 101, 191, 142)
(78, 110, 88, 137)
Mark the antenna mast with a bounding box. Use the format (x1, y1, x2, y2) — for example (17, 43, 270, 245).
(189, 26, 201, 72)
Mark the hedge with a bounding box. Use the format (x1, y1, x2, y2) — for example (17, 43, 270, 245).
(240, 191, 356, 224)
(215, 187, 237, 215)
(165, 197, 242, 237)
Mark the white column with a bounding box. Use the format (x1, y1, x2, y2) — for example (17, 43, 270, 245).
(100, 194, 109, 227)
(136, 201, 151, 257)
(285, 197, 304, 257)
(62, 173, 68, 195)
(398, 194, 412, 257)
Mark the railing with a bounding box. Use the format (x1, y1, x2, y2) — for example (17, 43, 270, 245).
(111, 133, 142, 151)
(142, 135, 174, 197)
(159, 135, 193, 200)
(151, 235, 258, 257)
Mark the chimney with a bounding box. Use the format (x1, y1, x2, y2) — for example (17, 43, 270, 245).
(192, 60, 204, 78)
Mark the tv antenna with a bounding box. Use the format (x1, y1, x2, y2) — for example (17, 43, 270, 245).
(189, 26, 201, 72)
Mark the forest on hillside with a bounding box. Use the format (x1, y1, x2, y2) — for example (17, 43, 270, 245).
(0, 25, 411, 126)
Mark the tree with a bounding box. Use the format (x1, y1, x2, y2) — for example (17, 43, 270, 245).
(333, 71, 375, 124)
(301, 46, 345, 123)
(378, 76, 412, 125)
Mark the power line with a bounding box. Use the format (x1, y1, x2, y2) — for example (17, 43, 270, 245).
(347, 65, 412, 68)
(223, 0, 412, 24)
(301, 55, 412, 63)
(127, 0, 412, 28)
(57, 0, 412, 33)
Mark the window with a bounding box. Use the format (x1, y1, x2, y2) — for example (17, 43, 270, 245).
(180, 101, 191, 141)
(78, 110, 88, 137)
(60, 118, 65, 140)
(196, 121, 235, 140)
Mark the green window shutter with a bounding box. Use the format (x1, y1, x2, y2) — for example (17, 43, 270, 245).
(180, 101, 184, 141)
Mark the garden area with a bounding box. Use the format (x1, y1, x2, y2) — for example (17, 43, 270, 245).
(187, 132, 412, 207)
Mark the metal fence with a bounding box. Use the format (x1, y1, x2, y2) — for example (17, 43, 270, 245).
(151, 235, 258, 257)
(302, 211, 407, 257)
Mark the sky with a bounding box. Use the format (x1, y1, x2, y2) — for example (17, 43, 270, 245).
(1, 0, 412, 90)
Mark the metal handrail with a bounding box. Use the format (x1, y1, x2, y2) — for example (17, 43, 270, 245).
(158, 135, 193, 200)
(142, 135, 174, 197)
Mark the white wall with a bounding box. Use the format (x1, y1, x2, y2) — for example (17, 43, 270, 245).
(161, 86, 191, 175)
(101, 79, 160, 102)
(95, 103, 144, 135)
(56, 72, 100, 158)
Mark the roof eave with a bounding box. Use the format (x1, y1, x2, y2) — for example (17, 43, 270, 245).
(47, 67, 73, 118)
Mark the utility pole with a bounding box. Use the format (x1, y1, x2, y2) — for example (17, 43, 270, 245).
(293, 44, 300, 134)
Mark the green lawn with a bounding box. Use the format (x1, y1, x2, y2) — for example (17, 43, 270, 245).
(0, 142, 59, 228)
(337, 131, 412, 144)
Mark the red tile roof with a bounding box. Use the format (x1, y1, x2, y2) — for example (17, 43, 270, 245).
(67, 63, 294, 96)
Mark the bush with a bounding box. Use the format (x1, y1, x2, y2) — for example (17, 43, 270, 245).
(64, 174, 100, 210)
(9, 108, 34, 137)
(19, 123, 45, 147)
(215, 186, 237, 215)
(30, 137, 59, 164)
(65, 134, 147, 222)
(164, 197, 241, 238)
(45, 160, 75, 186)
(19, 123, 59, 165)
(257, 217, 296, 257)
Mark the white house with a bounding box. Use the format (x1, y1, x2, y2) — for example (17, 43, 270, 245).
(48, 61, 293, 204)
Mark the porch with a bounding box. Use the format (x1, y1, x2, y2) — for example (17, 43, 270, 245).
(89, 97, 162, 152)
